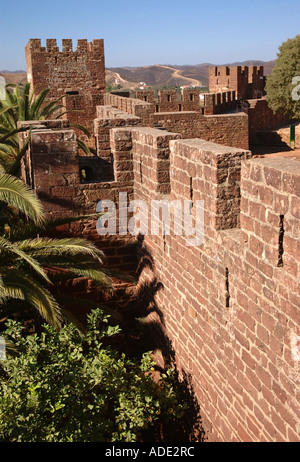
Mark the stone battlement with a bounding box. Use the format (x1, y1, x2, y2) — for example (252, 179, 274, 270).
(26, 38, 104, 54)
(209, 65, 265, 100)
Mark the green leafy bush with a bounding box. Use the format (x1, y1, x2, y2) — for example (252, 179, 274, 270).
(0, 309, 186, 442)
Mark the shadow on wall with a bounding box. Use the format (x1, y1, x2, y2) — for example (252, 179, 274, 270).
(108, 234, 207, 442)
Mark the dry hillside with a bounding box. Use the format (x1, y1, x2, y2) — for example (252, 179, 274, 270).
(1, 60, 276, 91)
(0, 71, 27, 87)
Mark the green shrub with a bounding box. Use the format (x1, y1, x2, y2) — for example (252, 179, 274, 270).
(0, 309, 186, 442)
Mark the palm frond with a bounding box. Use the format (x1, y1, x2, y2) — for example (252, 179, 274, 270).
(0, 174, 44, 224)
(8, 213, 102, 242)
(17, 237, 105, 262)
(44, 260, 110, 287)
(0, 236, 51, 284)
(70, 123, 91, 138)
(29, 88, 51, 118)
(0, 125, 30, 144)
(6, 132, 31, 177)
(1, 268, 62, 329)
(77, 139, 91, 155)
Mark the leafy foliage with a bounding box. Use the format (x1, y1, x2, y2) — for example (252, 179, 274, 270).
(0, 308, 187, 442)
(265, 35, 300, 120)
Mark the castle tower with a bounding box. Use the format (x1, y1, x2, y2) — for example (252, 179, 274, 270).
(25, 39, 106, 144)
(209, 65, 265, 100)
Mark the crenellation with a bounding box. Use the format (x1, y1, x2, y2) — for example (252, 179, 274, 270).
(62, 39, 73, 52)
(76, 39, 88, 51)
(46, 39, 59, 52)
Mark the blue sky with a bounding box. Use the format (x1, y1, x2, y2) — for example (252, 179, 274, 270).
(0, 0, 299, 70)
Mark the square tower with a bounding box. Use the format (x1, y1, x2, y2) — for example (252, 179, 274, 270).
(25, 39, 106, 143)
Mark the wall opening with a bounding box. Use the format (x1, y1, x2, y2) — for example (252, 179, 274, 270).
(225, 267, 230, 308)
(140, 157, 143, 184)
(277, 215, 285, 267)
(189, 177, 194, 213)
(190, 177, 194, 202)
(80, 166, 94, 182)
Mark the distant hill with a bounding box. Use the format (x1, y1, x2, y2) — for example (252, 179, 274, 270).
(0, 70, 26, 74)
(107, 60, 276, 89)
(1, 60, 276, 91)
(0, 71, 27, 86)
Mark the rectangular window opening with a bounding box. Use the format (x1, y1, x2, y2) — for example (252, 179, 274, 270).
(140, 158, 143, 184)
(277, 215, 285, 267)
(163, 234, 167, 252)
(189, 177, 194, 213)
(225, 267, 230, 308)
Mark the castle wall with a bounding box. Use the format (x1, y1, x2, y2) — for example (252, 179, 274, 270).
(124, 130, 299, 442)
(203, 91, 237, 115)
(135, 88, 236, 114)
(107, 94, 248, 149)
(242, 98, 291, 145)
(103, 93, 154, 126)
(19, 121, 300, 441)
(157, 89, 179, 112)
(152, 111, 249, 150)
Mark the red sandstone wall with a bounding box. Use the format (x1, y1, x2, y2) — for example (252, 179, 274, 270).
(153, 111, 249, 150)
(19, 121, 137, 272)
(209, 66, 264, 100)
(25, 38, 106, 142)
(243, 98, 291, 145)
(111, 128, 299, 442)
(103, 94, 248, 149)
(103, 93, 154, 126)
(203, 91, 237, 115)
(197, 113, 249, 150)
(20, 120, 300, 442)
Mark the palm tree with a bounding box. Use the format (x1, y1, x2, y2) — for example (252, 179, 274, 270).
(0, 174, 110, 330)
(0, 83, 94, 176)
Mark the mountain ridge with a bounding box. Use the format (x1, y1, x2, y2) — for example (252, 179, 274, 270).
(1, 59, 276, 90)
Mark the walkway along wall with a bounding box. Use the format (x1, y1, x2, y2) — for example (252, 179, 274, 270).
(19, 120, 300, 442)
